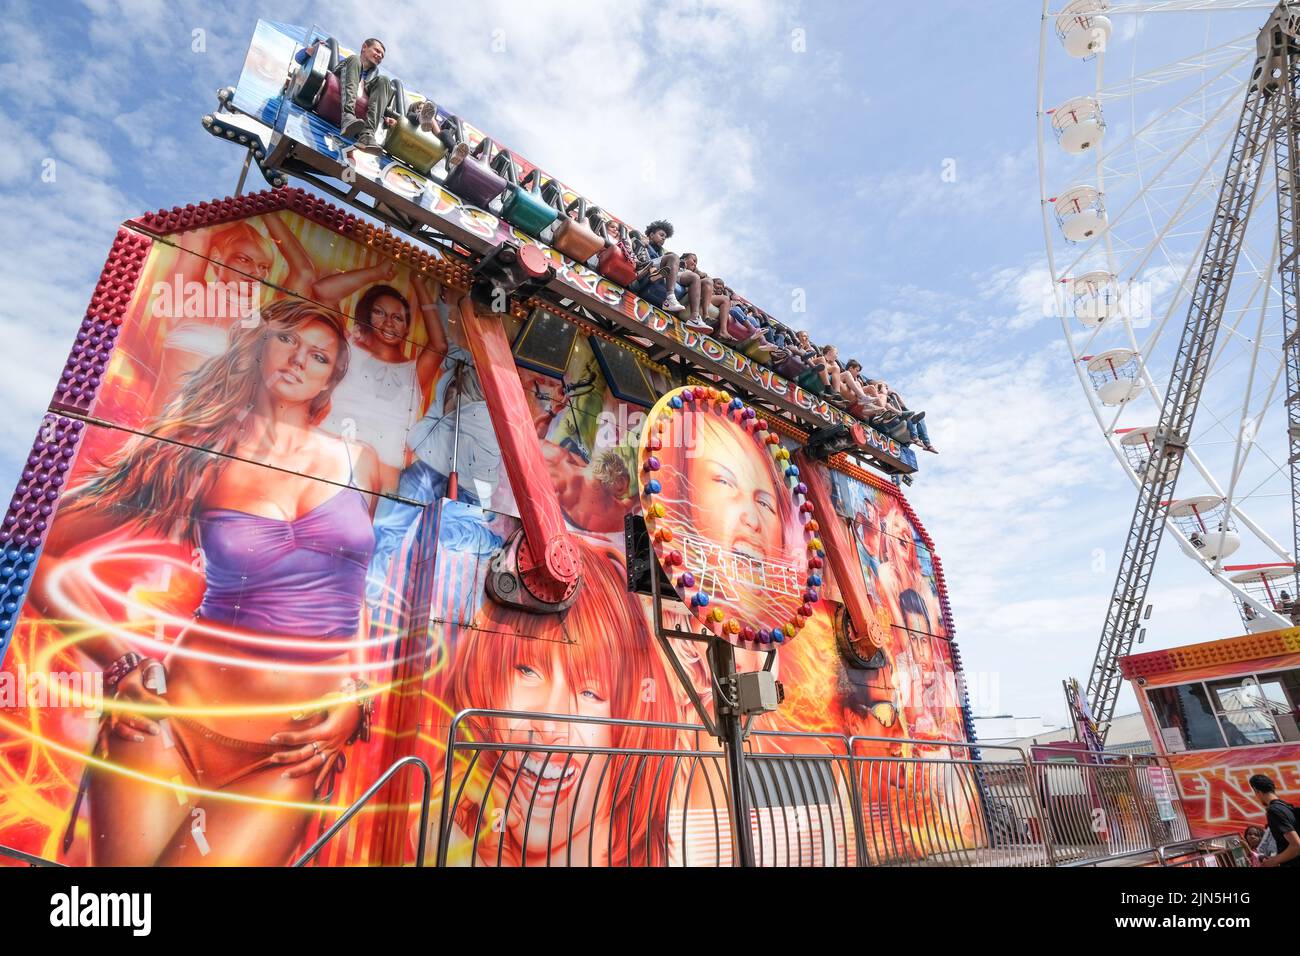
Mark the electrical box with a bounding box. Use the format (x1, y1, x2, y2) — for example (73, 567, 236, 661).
(736, 671, 782, 715)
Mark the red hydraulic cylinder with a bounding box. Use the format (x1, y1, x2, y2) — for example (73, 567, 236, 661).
(455, 295, 581, 606)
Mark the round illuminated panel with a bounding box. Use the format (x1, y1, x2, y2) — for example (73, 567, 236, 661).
(638, 385, 824, 648)
(382, 163, 429, 199)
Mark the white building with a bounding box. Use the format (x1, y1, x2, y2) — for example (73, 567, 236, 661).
(971, 714, 1062, 745)
(974, 712, 1153, 754)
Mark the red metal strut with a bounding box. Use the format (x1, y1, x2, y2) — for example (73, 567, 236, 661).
(456, 293, 582, 610)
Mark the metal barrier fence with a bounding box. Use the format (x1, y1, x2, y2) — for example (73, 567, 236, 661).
(0, 716, 1219, 868)
(1159, 835, 1248, 868)
(293, 755, 433, 868)
(433, 709, 1202, 867)
(849, 738, 1052, 867)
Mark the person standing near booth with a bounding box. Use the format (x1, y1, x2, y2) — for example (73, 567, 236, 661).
(1250, 774, 1300, 867)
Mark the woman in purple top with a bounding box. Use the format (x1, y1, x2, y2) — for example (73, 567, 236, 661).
(39, 300, 383, 866)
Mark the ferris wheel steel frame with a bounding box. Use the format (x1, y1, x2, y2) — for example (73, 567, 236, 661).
(1040, 0, 1300, 738)
(1040, 6, 1291, 620)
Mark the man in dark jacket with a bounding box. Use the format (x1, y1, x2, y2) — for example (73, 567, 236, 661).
(1250, 773, 1300, 867)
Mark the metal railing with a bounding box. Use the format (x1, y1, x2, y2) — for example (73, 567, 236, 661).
(851, 738, 1053, 867)
(1158, 835, 1247, 868)
(0, 842, 65, 867)
(293, 755, 433, 867)
(430, 710, 1211, 868)
(0, 719, 1214, 868)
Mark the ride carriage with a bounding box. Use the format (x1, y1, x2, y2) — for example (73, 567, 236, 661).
(267, 28, 920, 478)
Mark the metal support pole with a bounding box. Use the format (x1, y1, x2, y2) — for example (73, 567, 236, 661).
(448, 360, 464, 502)
(710, 639, 756, 868)
(642, 519, 754, 865)
(235, 147, 254, 196)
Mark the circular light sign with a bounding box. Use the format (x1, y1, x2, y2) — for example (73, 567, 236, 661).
(638, 385, 824, 648)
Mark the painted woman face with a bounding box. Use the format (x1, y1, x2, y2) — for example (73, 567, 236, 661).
(367, 293, 411, 346)
(260, 320, 340, 405)
(883, 508, 921, 580)
(857, 499, 882, 557)
(213, 235, 273, 284)
(494, 657, 615, 859)
(687, 423, 784, 568)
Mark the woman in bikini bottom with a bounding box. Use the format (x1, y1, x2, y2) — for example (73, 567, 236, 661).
(42, 300, 384, 866)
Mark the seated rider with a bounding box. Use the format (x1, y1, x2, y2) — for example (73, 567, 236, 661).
(407, 99, 470, 166)
(710, 280, 737, 334)
(296, 37, 392, 150)
(684, 263, 737, 336)
(629, 220, 704, 319)
(681, 255, 716, 334)
(759, 317, 793, 366)
(765, 319, 792, 349)
(730, 303, 762, 337)
(818, 346, 853, 408)
(749, 312, 784, 364)
(839, 360, 888, 418)
(877, 379, 937, 454)
(786, 337, 830, 395)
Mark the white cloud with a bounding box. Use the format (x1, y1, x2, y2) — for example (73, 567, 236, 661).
(855, 143, 1038, 221)
(979, 263, 1057, 331)
(316, 0, 828, 289)
(49, 117, 118, 179)
(882, 262, 1254, 726)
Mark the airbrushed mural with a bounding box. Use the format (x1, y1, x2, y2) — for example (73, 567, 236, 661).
(0, 193, 972, 866)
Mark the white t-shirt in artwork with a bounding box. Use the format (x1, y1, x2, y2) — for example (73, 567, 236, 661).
(323, 345, 420, 470)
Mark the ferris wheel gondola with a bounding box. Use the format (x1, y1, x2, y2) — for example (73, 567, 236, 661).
(1168, 494, 1241, 562)
(1117, 425, 1161, 482)
(1067, 269, 1120, 326)
(1056, 0, 1114, 59)
(1050, 95, 1108, 154)
(1084, 348, 1145, 405)
(1227, 563, 1299, 631)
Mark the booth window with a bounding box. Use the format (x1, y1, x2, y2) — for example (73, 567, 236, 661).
(1147, 682, 1224, 751)
(1206, 677, 1281, 746)
(1147, 667, 1300, 751)
(1258, 670, 1300, 742)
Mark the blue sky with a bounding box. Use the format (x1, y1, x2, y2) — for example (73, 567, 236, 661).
(0, 1, 1272, 727)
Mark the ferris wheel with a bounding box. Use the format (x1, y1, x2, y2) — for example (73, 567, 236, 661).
(1037, 0, 1300, 646)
